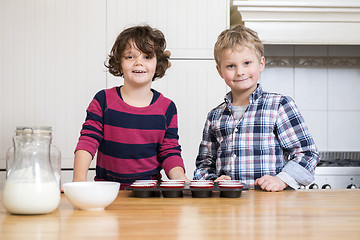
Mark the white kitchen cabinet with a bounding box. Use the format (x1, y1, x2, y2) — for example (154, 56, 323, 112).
(233, 0, 360, 45)
(107, 0, 229, 59)
(106, 0, 230, 87)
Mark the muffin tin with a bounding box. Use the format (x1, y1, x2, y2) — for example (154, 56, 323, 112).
(160, 183, 184, 198)
(130, 180, 159, 198)
(129, 180, 248, 198)
(218, 181, 245, 198)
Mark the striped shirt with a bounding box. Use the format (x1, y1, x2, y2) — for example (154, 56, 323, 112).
(75, 86, 185, 189)
(193, 84, 319, 189)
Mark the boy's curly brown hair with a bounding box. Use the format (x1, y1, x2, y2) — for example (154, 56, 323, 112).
(105, 25, 170, 81)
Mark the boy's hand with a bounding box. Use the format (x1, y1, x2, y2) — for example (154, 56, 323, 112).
(255, 175, 287, 192)
(168, 166, 190, 182)
(214, 175, 232, 182)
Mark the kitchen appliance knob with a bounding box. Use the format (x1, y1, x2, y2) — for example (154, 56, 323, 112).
(309, 184, 319, 189)
(322, 184, 331, 189)
(347, 184, 357, 189)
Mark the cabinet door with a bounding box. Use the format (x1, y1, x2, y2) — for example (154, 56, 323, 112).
(0, 0, 107, 171)
(106, 0, 229, 59)
(152, 60, 227, 178)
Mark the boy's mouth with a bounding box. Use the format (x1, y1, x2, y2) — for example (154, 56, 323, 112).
(133, 70, 146, 73)
(234, 78, 248, 82)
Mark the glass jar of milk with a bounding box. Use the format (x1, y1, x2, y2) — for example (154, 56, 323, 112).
(2, 127, 60, 214)
(6, 126, 61, 187)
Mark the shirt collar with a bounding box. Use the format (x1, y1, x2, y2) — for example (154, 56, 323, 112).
(224, 84, 263, 107)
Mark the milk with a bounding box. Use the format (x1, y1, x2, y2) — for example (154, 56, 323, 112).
(2, 180, 60, 214)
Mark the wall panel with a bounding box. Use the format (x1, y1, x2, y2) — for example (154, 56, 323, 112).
(0, 0, 107, 174)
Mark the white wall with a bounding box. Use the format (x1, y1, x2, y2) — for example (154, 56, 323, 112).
(261, 45, 360, 152)
(0, 0, 229, 188)
(0, 0, 108, 188)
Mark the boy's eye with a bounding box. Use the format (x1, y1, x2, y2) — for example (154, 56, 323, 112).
(226, 64, 235, 69)
(124, 55, 133, 59)
(144, 55, 151, 59)
(244, 61, 251, 65)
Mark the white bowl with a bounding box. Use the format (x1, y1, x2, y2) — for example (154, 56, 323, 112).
(63, 181, 120, 211)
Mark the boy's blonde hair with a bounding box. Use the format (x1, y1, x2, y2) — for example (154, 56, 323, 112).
(214, 24, 264, 67)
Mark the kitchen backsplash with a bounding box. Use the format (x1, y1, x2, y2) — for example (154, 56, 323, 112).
(261, 45, 360, 152)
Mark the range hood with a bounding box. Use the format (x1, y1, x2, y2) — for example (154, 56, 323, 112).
(232, 0, 360, 45)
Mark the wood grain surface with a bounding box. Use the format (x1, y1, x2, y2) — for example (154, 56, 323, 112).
(1, 189, 360, 240)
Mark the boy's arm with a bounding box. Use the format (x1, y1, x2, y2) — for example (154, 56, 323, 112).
(276, 96, 320, 188)
(159, 102, 187, 180)
(168, 166, 189, 182)
(73, 150, 92, 182)
(193, 117, 219, 180)
(73, 90, 105, 182)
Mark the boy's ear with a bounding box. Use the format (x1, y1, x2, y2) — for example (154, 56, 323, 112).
(260, 56, 265, 72)
(216, 65, 224, 79)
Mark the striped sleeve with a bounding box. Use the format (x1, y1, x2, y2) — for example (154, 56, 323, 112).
(75, 90, 106, 157)
(159, 101, 185, 174)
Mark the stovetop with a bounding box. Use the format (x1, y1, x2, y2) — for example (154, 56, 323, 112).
(317, 159, 360, 167)
(318, 151, 360, 167)
(305, 151, 360, 189)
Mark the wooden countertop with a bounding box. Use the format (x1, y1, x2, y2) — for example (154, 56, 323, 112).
(1, 189, 360, 240)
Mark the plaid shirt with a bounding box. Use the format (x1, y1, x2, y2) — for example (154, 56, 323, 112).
(194, 84, 319, 188)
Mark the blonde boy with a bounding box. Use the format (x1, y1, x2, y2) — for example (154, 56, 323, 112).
(193, 25, 319, 191)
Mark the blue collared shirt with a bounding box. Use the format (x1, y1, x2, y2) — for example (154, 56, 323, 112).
(193, 84, 319, 189)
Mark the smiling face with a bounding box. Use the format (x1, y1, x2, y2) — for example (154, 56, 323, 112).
(216, 45, 265, 99)
(121, 41, 157, 88)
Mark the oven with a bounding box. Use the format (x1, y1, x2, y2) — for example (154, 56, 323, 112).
(303, 152, 360, 189)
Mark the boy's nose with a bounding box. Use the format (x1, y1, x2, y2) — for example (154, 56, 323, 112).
(236, 67, 244, 76)
(134, 56, 143, 65)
